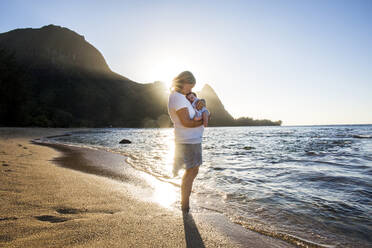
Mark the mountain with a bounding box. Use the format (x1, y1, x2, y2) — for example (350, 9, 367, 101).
(0, 24, 110, 73)
(197, 84, 235, 126)
(0, 25, 281, 127)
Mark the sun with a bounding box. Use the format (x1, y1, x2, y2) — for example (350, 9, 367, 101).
(144, 56, 188, 89)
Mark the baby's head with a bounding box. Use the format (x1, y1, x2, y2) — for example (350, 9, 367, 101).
(186, 92, 197, 103)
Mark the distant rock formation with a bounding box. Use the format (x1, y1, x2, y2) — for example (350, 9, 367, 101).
(197, 84, 235, 126)
(0, 24, 281, 127)
(119, 139, 132, 144)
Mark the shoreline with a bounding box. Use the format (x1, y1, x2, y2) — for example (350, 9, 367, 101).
(0, 127, 294, 247)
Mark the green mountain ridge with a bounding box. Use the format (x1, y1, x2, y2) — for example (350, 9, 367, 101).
(0, 25, 110, 73)
(0, 25, 282, 127)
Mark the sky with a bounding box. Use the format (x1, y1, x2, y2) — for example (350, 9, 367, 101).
(0, 0, 371, 126)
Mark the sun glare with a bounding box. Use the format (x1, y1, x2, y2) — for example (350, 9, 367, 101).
(141, 172, 178, 208)
(140, 130, 179, 208)
(165, 140, 175, 171)
(144, 56, 192, 89)
(148, 60, 178, 88)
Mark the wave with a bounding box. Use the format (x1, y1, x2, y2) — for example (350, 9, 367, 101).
(231, 217, 336, 248)
(353, 134, 372, 139)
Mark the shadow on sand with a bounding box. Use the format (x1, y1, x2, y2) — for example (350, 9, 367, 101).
(183, 212, 205, 248)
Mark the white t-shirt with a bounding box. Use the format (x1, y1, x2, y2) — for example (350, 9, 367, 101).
(168, 91, 204, 144)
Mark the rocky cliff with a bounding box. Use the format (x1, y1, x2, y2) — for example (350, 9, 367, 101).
(0, 25, 281, 127)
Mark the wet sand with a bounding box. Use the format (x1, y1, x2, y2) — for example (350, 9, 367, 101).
(0, 128, 294, 247)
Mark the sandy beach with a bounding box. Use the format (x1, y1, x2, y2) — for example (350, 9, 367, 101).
(0, 128, 294, 248)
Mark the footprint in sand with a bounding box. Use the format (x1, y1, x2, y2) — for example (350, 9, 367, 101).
(56, 207, 86, 214)
(56, 207, 116, 215)
(0, 217, 18, 221)
(35, 215, 68, 223)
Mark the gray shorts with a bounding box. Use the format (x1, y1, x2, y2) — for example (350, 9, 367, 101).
(173, 143, 202, 171)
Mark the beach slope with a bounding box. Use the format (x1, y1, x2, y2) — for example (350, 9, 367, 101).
(0, 128, 292, 247)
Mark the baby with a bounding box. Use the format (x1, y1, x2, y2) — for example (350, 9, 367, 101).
(186, 92, 210, 127)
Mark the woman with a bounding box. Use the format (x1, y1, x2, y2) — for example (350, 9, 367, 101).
(168, 71, 206, 213)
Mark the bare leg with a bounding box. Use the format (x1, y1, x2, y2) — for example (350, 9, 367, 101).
(202, 112, 209, 127)
(181, 166, 199, 211)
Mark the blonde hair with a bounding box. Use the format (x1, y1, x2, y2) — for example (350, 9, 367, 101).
(171, 71, 196, 92)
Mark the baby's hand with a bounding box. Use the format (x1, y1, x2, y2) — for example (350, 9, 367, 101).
(194, 116, 202, 121)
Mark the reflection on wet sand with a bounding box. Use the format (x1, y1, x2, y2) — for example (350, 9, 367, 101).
(142, 172, 178, 208)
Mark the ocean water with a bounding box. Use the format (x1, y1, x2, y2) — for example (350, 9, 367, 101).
(42, 125, 372, 247)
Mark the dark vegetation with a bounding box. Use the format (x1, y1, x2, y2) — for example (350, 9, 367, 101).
(0, 25, 282, 127)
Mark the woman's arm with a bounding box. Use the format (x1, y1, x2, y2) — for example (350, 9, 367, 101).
(176, 108, 203, 128)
